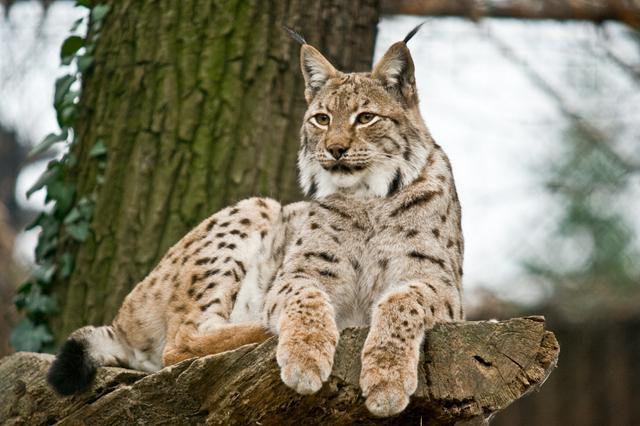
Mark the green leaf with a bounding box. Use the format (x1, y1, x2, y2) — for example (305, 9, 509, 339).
(89, 140, 107, 158)
(25, 286, 58, 314)
(63, 89, 80, 106)
(63, 207, 82, 224)
(60, 253, 75, 278)
(26, 163, 60, 198)
(59, 105, 77, 127)
(70, 16, 85, 32)
(29, 131, 69, 158)
(54, 75, 75, 107)
(77, 55, 94, 73)
(32, 263, 57, 285)
(10, 318, 54, 352)
(61, 55, 74, 66)
(25, 213, 45, 231)
(76, 0, 92, 8)
(14, 291, 27, 309)
(16, 281, 33, 297)
(76, 196, 95, 219)
(60, 36, 84, 61)
(47, 181, 76, 215)
(35, 236, 58, 261)
(39, 213, 60, 239)
(91, 4, 110, 22)
(66, 221, 90, 242)
(64, 152, 78, 168)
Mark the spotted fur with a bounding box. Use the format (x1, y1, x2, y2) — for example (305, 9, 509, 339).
(48, 26, 463, 418)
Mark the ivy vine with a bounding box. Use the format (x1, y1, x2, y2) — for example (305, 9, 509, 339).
(10, 1, 111, 352)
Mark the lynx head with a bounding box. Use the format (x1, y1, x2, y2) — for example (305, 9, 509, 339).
(293, 25, 435, 199)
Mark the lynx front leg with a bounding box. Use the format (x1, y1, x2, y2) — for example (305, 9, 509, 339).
(360, 282, 445, 417)
(265, 279, 339, 395)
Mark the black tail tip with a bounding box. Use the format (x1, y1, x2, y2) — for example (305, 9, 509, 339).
(47, 338, 97, 396)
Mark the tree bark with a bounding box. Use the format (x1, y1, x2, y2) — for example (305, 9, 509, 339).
(381, 0, 640, 27)
(0, 317, 559, 425)
(53, 0, 380, 340)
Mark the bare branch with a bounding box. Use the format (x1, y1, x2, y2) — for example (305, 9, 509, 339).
(484, 28, 640, 173)
(381, 0, 640, 27)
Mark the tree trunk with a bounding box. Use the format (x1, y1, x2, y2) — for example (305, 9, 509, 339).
(0, 317, 560, 425)
(53, 0, 380, 340)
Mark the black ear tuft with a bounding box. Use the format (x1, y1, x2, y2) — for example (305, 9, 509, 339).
(47, 338, 97, 396)
(403, 22, 426, 44)
(283, 26, 307, 45)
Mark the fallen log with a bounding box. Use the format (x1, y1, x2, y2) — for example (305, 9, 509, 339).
(0, 316, 558, 425)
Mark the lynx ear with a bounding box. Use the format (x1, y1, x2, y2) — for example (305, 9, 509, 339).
(300, 45, 338, 103)
(372, 42, 417, 104)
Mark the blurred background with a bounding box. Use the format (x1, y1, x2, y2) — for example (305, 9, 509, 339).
(0, 0, 639, 424)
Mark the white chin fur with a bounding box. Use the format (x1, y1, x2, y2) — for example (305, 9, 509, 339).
(313, 164, 396, 198)
(330, 172, 363, 188)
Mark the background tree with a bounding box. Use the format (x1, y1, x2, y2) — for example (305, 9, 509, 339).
(36, 0, 380, 343)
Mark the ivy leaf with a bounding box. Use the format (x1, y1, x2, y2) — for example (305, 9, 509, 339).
(66, 152, 78, 168)
(63, 207, 82, 224)
(54, 75, 75, 107)
(77, 55, 94, 73)
(63, 89, 80, 106)
(10, 318, 54, 353)
(60, 253, 75, 278)
(89, 140, 107, 158)
(17, 284, 33, 296)
(39, 213, 60, 240)
(59, 105, 77, 127)
(25, 213, 45, 231)
(32, 263, 58, 286)
(26, 163, 60, 198)
(25, 286, 58, 314)
(76, 196, 95, 219)
(47, 181, 76, 216)
(60, 36, 84, 61)
(66, 221, 90, 242)
(35, 236, 58, 261)
(91, 4, 110, 22)
(28, 130, 68, 158)
(70, 16, 85, 32)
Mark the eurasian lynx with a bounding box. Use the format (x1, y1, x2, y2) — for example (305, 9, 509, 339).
(48, 25, 463, 417)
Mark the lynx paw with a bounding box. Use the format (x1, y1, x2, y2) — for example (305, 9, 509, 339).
(360, 355, 418, 417)
(276, 327, 337, 395)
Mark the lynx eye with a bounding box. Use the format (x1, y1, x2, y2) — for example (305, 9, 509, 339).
(314, 113, 330, 126)
(356, 112, 376, 124)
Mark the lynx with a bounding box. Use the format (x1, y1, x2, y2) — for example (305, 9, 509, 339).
(47, 25, 464, 417)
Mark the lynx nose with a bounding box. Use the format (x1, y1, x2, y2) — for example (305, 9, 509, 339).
(327, 144, 349, 160)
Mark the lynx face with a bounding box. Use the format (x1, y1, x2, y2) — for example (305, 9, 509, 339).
(297, 43, 432, 199)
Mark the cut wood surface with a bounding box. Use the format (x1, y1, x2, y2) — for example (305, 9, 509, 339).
(0, 317, 559, 425)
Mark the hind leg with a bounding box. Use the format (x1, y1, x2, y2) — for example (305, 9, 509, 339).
(163, 322, 273, 366)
